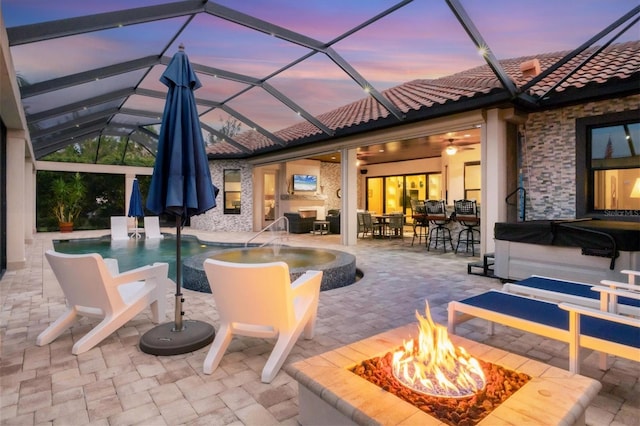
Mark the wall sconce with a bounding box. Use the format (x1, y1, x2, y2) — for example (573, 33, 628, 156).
(631, 177, 640, 198)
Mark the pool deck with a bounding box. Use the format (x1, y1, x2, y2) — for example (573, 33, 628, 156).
(1, 228, 638, 425)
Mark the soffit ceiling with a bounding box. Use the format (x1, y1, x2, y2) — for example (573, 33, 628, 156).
(2, 0, 639, 163)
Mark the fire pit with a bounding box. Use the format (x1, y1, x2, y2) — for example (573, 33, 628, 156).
(291, 319, 602, 425)
(349, 303, 530, 425)
(388, 303, 490, 399)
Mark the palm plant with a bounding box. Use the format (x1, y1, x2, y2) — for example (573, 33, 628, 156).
(51, 172, 86, 225)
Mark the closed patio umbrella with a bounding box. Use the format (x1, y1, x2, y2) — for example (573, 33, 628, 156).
(140, 44, 219, 356)
(127, 178, 144, 239)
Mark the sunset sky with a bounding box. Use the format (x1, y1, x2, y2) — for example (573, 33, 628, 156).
(2, 0, 638, 133)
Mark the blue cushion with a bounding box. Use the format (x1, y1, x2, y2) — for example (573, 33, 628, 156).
(582, 315, 639, 348)
(516, 276, 640, 308)
(457, 291, 640, 349)
(460, 291, 567, 329)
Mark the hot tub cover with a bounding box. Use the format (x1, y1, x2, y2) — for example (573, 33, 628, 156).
(495, 219, 640, 252)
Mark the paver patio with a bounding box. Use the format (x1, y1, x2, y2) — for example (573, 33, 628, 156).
(1, 229, 638, 425)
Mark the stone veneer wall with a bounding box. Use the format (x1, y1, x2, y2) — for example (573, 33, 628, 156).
(521, 94, 639, 220)
(190, 159, 253, 232)
(320, 162, 341, 211)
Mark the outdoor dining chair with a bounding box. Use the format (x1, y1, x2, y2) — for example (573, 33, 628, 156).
(386, 213, 405, 240)
(364, 212, 386, 238)
(357, 212, 366, 237)
(410, 200, 428, 246)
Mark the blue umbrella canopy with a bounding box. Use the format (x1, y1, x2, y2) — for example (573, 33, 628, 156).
(143, 45, 219, 339)
(128, 178, 144, 218)
(147, 45, 218, 219)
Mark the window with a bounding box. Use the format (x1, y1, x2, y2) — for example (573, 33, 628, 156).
(464, 161, 481, 201)
(576, 110, 640, 220)
(223, 169, 241, 214)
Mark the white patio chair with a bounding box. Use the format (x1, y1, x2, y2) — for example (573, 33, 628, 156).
(37, 250, 169, 354)
(144, 216, 164, 239)
(110, 216, 130, 240)
(202, 258, 323, 383)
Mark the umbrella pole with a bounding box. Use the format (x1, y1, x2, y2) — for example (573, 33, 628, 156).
(139, 215, 215, 355)
(174, 215, 184, 331)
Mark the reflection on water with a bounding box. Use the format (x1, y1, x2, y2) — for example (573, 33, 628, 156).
(211, 247, 336, 269)
(53, 235, 221, 281)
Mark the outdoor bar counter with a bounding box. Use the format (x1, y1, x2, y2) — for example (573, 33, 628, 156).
(494, 219, 640, 284)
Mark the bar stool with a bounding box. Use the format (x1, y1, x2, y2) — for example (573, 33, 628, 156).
(454, 199, 480, 256)
(425, 200, 454, 252)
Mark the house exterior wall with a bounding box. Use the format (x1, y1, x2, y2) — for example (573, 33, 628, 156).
(191, 159, 343, 232)
(521, 94, 640, 220)
(192, 94, 639, 231)
(191, 159, 254, 232)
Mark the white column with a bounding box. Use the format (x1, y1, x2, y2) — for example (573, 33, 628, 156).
(341, 148, 358, 246)
(6, 130, 26, 270)
(24, 160, 35, 243)
(482, 109, 508, 254)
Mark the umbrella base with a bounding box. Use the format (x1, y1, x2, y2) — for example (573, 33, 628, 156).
(139, 320, 215, 356)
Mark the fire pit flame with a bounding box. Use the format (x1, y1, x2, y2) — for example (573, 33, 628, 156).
(392, 301, 486, 398)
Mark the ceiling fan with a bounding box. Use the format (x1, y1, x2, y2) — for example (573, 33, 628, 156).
(443, 138, 475, 155)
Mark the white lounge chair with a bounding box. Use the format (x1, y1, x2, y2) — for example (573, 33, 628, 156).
(501, 273, 640, 370)
(144, 216, 164, 239)
(37, 250, 169, 354)
(448, 289, 640, 374)
(110, 216, 130, 240)
(202, 258, 322, 383)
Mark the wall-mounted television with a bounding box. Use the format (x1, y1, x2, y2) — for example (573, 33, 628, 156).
(293, 174, 317, 192)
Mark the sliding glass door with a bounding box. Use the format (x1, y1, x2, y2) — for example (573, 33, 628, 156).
(366, 173, 441, 220)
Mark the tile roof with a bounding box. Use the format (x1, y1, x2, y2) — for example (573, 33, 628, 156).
(207, 40, 640, 156)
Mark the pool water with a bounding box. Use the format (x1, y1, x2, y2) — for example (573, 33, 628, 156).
(53, 235, 225, 281)
(211, 247, 336, 268)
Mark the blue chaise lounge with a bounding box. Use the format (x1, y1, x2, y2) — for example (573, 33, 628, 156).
(448, 289, 640, 374)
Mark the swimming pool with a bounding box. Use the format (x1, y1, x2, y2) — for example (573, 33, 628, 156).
(53, 235, 230, 281)
(53, 236, 359, 291)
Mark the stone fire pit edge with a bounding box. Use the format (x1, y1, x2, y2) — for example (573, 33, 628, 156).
(290, 324, 602, 426)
